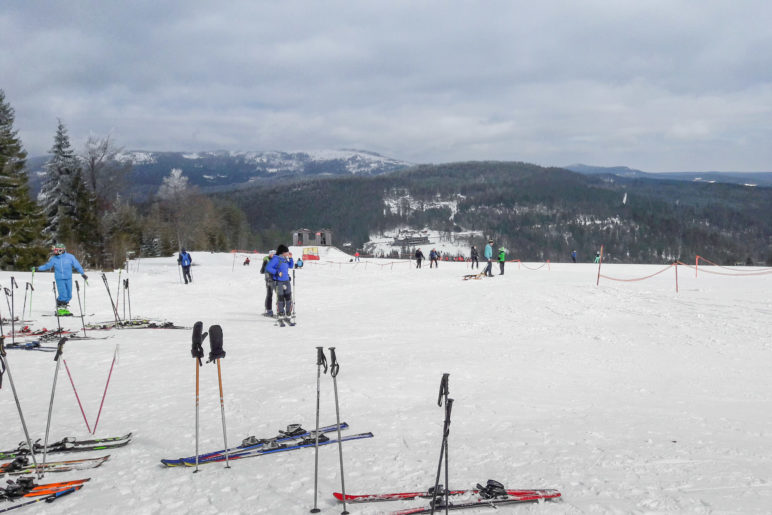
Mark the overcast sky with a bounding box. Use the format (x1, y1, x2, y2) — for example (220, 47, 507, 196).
(2, 1, 771, 171)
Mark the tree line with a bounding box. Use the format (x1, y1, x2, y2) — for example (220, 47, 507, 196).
(0, 90, 256, 271)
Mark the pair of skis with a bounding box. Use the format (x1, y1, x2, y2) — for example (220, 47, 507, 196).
(1, 455, 109, 475)
(161, 422, 372, 467)
(0, 433, 132, 460)
(336, 481, 561, 514)
(0, 477, 88, 513)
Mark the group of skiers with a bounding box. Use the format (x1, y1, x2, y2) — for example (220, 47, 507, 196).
(474, 240, 506, 277)
(414, 248, 443, 268)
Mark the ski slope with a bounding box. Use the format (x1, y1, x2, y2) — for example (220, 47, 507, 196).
(1, 251, 770, 514)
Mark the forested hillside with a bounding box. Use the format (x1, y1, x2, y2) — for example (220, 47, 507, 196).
(223, 162, 772, 264)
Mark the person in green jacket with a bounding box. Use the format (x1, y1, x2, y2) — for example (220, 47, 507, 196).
(497, 247, 507, 275)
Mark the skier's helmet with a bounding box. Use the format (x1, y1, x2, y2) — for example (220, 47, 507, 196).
(51, 243, 66, 255)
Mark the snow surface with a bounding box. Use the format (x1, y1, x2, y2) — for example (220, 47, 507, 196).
(1, 253, 771, 514)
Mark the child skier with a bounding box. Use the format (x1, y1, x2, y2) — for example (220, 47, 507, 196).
(35, 243, 87, 315)
(498, 247, 507, 275)
(266, 245, 294, 318)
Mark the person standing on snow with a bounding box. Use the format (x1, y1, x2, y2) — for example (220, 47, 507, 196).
(266, 244, 294, 317)
(260, 249, 276, 316)
(498, 247, 507, 275)
(483, 239, 494, 277)
(594, 251, 601, 263)
(178, 248, 193, 284)
(470, 245, 479, 269)
(429, 248, 440, 268)
(414, 248, 425, 269)
(35, 243, 87, 316)
(571, 250, 577, 263)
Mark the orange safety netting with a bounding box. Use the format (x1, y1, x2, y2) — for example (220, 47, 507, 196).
(599, 263, 675, 282)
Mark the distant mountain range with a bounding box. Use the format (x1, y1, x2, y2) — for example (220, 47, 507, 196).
(565, 164, 772, 187)
(26, 150, 772, 200)
(26, 149, 412, 199)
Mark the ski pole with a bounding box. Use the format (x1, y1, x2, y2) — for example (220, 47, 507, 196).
(328, 347, 349, 515)
(21, 282, 32, 324)
(101, 273, 121, 326)
(63, 358, 91, 433)
(52, 282, 63, 336)
(75, 281, 87, 337)
(430, 373, 451, 515)
(115, 269, 122, 314)
(92, 344, 119, 434)
(292, 268, 296, 323)
(10, 277, 18, 345)
(122, 278, 126, 320)
(28, 268, 35, 319)
(124, 278, 132, 321)
(0, 337, 41, 478)
(191, 322, 207, 473)
(41, 337, 67, 478)
(207, 325, 230, 468)
(310, 346, 328, 514)
(3, 288, 12, 338)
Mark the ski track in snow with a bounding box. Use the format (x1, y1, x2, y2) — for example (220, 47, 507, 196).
(1, 250, 770, 514)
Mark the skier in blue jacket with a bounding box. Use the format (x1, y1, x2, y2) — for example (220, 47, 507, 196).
(35, 243, 87, 315)
(265, 244, 295, 317)
(483, 239, 494, 277)
(177, 248, 192, 284)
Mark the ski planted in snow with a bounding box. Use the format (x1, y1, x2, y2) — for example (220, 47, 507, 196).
(1, 455, 109, 475)
(161, 423, 348, 467)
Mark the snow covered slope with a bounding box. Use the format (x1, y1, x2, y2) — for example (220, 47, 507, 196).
(1, 255, 770, 513)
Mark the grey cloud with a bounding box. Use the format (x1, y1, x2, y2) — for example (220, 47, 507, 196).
(2, 0, 772, 171)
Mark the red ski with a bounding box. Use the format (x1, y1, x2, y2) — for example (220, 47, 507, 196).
(334, 488, 561, 503)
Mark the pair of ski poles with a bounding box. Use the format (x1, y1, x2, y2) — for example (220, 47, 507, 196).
(191, 322, 229, 473)
(310, 346, 348, 515)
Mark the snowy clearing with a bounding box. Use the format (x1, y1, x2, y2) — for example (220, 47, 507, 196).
(1, 250, 770, 514)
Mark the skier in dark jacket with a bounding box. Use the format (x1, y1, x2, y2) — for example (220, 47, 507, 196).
(571, 250, 577, 263)
(260, 250, 276, 316)
(177, 248, 192, 284)
(35, 243, 87, 315)
(414, 248, 425, 269)
(265, 244, 294, 316)
(470, 246, 479, 269)
(429, 249, 440, 268)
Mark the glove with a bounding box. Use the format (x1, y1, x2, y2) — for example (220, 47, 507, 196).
(81, 273, 88, 280)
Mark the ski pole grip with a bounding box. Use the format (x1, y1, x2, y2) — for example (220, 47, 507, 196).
(315, 346, 328, 372)
(11, 277, 17, 288)
(437, 373, 450, 406)
(54, 338, 67, 362)
(191, 321, 207, 362)
(27, 282, 34, 291)
(207, 325, 225, 362)
(328, 347, 339, 377)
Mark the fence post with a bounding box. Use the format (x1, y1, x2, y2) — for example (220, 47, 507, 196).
(675, 262, 679, 293)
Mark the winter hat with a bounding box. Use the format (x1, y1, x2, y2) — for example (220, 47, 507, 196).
(268, 249, 276, 256)
(277, 244, 289, 254)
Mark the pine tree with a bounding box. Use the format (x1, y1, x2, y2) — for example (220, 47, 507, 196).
(72, 169, 100, 266)
(0, 90, 47, 270)
(40, 119, 80, 244)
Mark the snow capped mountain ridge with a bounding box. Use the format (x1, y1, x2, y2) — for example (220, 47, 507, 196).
(114, 148, 410, 176)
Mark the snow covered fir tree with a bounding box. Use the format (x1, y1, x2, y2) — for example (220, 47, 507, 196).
(0, 89, 46, 270)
